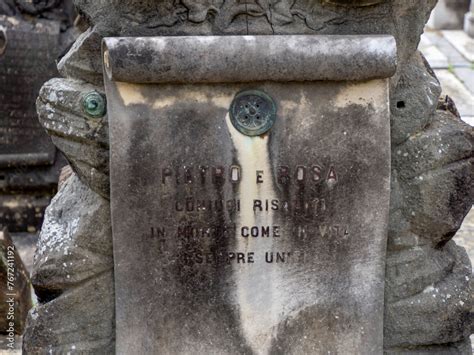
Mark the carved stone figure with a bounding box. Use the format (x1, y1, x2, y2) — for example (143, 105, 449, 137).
(23, 1, 473, 354)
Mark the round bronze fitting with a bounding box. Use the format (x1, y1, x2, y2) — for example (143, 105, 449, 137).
(229, 90, 277, 136)
(82, 91, 106, 118)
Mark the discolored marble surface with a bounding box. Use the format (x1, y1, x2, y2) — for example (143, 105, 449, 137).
(106, 35, 393, 354)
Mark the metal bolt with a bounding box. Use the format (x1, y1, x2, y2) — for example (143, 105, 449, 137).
(82, 91, 106, 118)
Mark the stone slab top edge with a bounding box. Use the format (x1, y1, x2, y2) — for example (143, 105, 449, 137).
(102, 35, 397, 84)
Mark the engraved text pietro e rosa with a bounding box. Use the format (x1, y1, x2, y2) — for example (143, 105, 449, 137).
(148, 164, 348, 265)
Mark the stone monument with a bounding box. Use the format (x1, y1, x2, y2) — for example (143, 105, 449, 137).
(24, 1, 473, 354)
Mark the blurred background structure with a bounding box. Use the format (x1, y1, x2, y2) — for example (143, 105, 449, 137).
(0, 0, 77, 350)
(0, 1, 76, 234)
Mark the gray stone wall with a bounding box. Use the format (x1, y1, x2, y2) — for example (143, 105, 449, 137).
(23, 1, 473, 353)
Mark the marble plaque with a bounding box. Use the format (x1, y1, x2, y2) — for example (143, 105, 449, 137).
(105, 35, 395, 354)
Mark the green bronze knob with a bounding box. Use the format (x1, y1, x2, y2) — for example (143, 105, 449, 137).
(82, 91, 106, 118)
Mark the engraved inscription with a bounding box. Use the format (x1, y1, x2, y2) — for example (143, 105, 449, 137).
(159, 164, 338, 186)
(149, 161, 348, 267)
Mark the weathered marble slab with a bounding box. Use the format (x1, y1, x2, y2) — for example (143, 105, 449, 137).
(104, 35, 395, 355)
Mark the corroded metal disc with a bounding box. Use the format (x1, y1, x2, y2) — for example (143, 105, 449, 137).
(229, 90, 277, 136)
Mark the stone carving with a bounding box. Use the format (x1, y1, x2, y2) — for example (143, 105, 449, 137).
(128, 0, 296, 31)
(24, 0, 473, 354)
(141, 0, 390, 32)
(74, 0, 391, 34)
